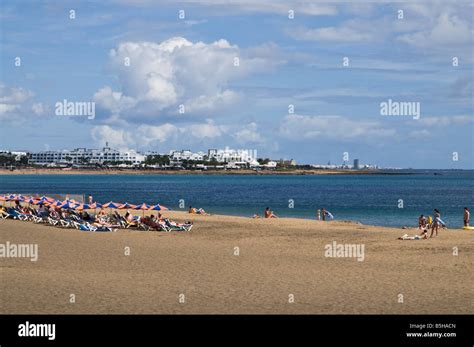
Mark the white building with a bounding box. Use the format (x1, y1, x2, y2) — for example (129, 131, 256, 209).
(208, 147, 258, 166)
(265, 161, 277, 168)
(169, 150, 206, 162)
(29, 147, 145, 165)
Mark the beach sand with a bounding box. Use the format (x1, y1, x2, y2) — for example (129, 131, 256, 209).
(1, 211, 473, 314)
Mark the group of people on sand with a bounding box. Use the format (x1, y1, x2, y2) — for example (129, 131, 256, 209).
(400, 207, 470, 240)
(1, 200, 192, 232)
(141, 213, 193, 232)
(316, 208, 333, 221)
(417, 209, 447, 239)
(252, 207, 335, 220)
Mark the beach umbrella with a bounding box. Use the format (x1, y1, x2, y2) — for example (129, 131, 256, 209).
(74, 203, 90, 211)
(87, 202, 102, 213)
(118, 202, 136, 209)
(10, 194, 25, 201)
(50, 200, 62, 208)
(9, 194, 25, 207)
(39, 196, 55, 206)
(103, 201, 119, 209)
(103, 201, 120, 214)
(59, 201, 76, 209)
(41, 196, 55, 203)
(134, 203, 150, 216)
(59, 202, 70, 209)
(149, 204, 170, 211)
(25, 197, 36, 205)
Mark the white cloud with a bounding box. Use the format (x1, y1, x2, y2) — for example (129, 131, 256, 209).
(233, 122, 264, 144)
(398, 13, 473, 47)
(186, 119, 227, 139)
(417, 115, 474, 127)
(31, 103, 46, 115)
(0, 83, 46, 122)
(112, 0, 338, 16)
(91, 125, 135, 150)
(408, 129, 431, 139)
(279, 114, 396, 140)
(0, 84, 32, 104)
(94, 37, 279, 122)
(91, 119, 228, 149)
(93, 86, 136, 115)
(135, 123, 179, 146)
(288, 23, 376, 42)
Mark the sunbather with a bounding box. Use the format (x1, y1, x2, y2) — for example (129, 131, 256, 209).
(189, 206, 207, 215)
(418, 215, 427, 229)
(162, 217, 193, 231)
(398, 233, 425, 240)
(141, 215, 165, 231)
(264, 207, 278, 218)
(0, 206, 10, 219)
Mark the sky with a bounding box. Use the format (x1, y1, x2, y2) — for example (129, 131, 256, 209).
(0, 0, 473, 169)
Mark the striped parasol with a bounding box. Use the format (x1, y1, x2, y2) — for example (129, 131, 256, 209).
(149, 204, 169, 211)
(118, 202, 136, 209)
(134, 203, 150, 216)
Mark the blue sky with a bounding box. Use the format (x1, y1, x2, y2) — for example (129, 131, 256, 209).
(0, 0, 473, 168)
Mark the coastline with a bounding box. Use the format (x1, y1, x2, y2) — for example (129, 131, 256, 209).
(1, 210, 472, 314)
(0, 168, 403, 175)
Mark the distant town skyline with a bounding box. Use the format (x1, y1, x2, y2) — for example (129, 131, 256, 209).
(0, 1, 472, 169)
(0, 145, 393, 170)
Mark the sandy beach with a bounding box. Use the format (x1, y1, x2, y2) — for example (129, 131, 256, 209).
(1, 211, 472, 314)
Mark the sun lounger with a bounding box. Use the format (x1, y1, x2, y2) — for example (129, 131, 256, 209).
(6, 208, 30, 221)
(0, 209, 11, 219)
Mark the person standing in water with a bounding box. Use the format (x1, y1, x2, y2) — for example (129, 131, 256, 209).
(325, 209, 334, 220)
(464, 207, 470, 227)
(316, 209, 321, 221)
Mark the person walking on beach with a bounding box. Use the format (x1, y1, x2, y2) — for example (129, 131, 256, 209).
(464, 207, 470, 227)
(321, 208, 326, 221)
(430, 209, 446, 237)
(316, 209, 321, 220)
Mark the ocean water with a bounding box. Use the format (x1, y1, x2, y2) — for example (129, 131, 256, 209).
(0, 171, 472, 228)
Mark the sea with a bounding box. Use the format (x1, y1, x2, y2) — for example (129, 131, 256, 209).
(0, 170, 472, 228)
